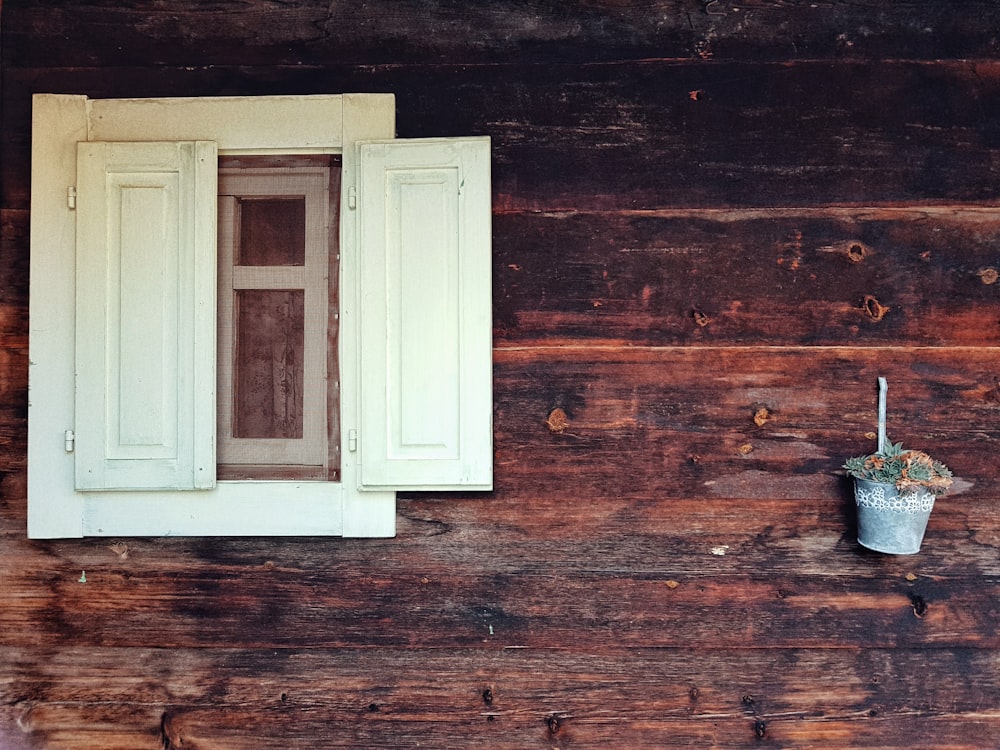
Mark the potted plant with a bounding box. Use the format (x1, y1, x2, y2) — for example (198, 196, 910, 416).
(843, 377, 953, 555)
(844, 440, 953, 554)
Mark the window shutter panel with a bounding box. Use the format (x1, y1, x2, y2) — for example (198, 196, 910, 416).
(357, 137, 493, 489)
(75, 141, 217, 490)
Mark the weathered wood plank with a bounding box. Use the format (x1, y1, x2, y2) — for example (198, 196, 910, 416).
(5, 60, 1000, 209)
(494, 208, 1000, 346)
(492, 346, 1000, 500)
(1, 473, 997, 652)
(2, 564, 998, 650)
(4, 0, 1000, 68)
(4, 647, 1000, 749)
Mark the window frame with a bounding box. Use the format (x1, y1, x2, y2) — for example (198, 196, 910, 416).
(28, 93, 397, 538)
(216, 159, 338, 480)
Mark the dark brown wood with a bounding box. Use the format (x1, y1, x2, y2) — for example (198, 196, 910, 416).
(5, 60, 1000, 210)
(4, 1, 1000, 747)
(4, 647, 999, 749)
(492, 346, 1000, 502)
(494, 208, 1000, 346)
(5, 0, 1000, 68)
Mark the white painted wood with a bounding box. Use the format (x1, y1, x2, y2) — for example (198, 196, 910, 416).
(339, 94, 398, 536)
(81, 482, 344, 537)
(28, 94, 89, 538)
(217, 168, 329, 469)
(30, 92, 473, 538)
(89, 95, 346, 153)
(357, 137, 493, 490)
(75, 141, 217, 490)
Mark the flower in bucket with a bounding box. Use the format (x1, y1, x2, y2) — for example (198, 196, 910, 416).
(844, 440, 954, 496)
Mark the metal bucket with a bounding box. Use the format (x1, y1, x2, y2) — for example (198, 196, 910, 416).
(854, 478, 935, 555)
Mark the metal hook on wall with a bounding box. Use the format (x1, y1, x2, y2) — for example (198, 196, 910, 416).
(704, 0, 726, 16)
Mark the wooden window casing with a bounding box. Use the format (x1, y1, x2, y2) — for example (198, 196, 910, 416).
(27, 94, 492, 539)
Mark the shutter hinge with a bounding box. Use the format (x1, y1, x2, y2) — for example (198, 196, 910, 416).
(347, 186, 357, 210)
(348, 428, 358, 452)
(67, 187, 77, 210)
(64, 429, 75, 453)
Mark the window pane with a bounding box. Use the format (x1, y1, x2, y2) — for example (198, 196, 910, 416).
(238, 198, 305, 266)
(233, 290, 305, 439)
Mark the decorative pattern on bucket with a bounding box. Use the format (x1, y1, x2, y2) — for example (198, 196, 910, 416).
(855, 482, 935, 514)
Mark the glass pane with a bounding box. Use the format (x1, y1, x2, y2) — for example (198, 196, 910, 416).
(238, 198, 305, 266)
(233, 290, 305, 439)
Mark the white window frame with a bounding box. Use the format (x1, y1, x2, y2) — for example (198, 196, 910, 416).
(216, 165, 333, 476)
(28, 93, 491, 539)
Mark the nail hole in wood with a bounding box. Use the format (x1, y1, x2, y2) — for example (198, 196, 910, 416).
(754, 719, 767, 739)
(546, 714, 561, 734)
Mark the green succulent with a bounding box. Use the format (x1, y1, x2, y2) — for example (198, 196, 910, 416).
(844, 440, 953, 496)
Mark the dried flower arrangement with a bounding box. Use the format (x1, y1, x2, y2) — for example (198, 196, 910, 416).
(844, 440, 953, 497)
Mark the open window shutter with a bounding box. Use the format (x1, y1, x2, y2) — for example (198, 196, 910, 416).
(357, 137, 493, 490)
(75, 141, 217, 490)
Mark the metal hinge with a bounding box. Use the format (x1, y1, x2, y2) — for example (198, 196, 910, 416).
(67, 187, 77, 210)
(64, 429, 75, 453)
(347, 186, 357, 210)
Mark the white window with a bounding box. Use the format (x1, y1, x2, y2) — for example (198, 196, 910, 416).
(28, 94, 493, 538)
(216, 158, 336, 481)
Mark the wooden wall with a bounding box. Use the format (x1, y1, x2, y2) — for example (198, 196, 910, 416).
(4, 1, 1000, 747)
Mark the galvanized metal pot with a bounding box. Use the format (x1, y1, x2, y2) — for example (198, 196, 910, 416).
(854, 478, 935, 555)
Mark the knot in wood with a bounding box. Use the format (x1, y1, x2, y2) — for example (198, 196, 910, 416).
(753, 407, 770, 427)
(545, 408, 568, 433)
(845, 241, 869, 262)
(978, 267, 999, 285)
(862, 295, 889, 322)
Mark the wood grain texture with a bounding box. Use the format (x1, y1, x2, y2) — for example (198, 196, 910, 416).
(4, 0, 1000, 747)
(494, 208, 1000, 346)
(3, 647, 999, 749)
(5, 60, 1000, 210)
(4, 0, 1000, 67)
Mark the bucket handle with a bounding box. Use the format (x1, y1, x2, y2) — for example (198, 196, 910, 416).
(877, 376, 888, 454)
